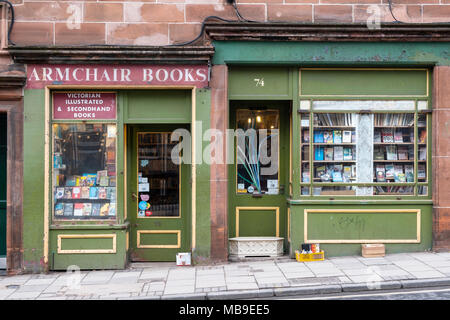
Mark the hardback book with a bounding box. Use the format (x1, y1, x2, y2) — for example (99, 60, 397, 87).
(343, 166, 352, 182)
(89, 187, 98, 199)
(98, 187, 107, 199)
(315, 166, 326, 180)
(394, 130, 403, 143)
(99, 176, 109, 187)
(373, 130, 382, 143)
(382, 128, 394, 143)
(342, 131, 352, 143)
(100, 203, 110, 216)
(419, 129, 427, 143)
(91, 203, 101, 216)
(324, 131, 333, 144)
(79, 176, 88, 187)
(332, 170, 343, 182)
(398, 146, 409, 160)
(343, 147, 352, 161)
(386, 146, 398, 160)
(97, 170, 108, 179)
(394, 165, 403, 176)
(334, 146, 344, 161)
(108, 203, 116, 217)
(394, 173, 406, 183)
(374, 147, 385, 160)
(302, 171, 310, 183)
(385, 164, 395, 179)
(64, 187, 72, 199)
(73, 203, 84, 217)
(81, 187, 90, 199)
(333, 130, 342, 144)
(83, 203, 92, 216)
(63, 203, 73, 216)
(54, 203, 64, 216)
(419, 146, 427, 160)
(314, 131, 324, 143)
(72, 187, 81, 199)
(55, 187, 65, 200)
(303, 130, 310, 143)
(418, 164, 426, 179)
(325, 147, 334, 161)
(84, 174, 97, 187)
(315, 147, 324, 161)
(376, 165, 386, 182)
(405, 165, 414, 182)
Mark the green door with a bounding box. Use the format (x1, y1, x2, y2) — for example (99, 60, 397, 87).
(127, 125, 191, 262)
(0, 113, 6, 257)
(229, 102, 290, 249)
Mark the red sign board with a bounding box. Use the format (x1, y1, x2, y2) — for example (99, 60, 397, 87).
(26, 64, 209, 89)
(53, 92, 116, 120)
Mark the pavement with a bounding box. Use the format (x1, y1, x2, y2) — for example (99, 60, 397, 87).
(0, 251, 450, 300)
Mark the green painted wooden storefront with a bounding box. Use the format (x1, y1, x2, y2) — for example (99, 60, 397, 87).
(219, 41, 438, 258)
(23, 88, 211, 272)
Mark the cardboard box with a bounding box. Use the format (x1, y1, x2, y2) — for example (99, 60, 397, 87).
(361, 244, 385, 258)
(176, 252, 191, 266)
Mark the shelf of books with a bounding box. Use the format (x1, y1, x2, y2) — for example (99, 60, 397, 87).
(53, 124, 117, 220)
(372, 113, 427, 195)
(300, 110, 430, 197)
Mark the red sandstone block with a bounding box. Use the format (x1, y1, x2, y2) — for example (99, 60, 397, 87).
(434, 67, 450, 109)
(107, 23, 169, 46)
(354, 5, 421, 23)
(186, 4, 266, 22)
(285, 0, 319, 3)
(382, 0, 438, 3)
(169, 23, 202, 44)
(10, 22, 53, 45)
(322, 0, 379, 3)
(423, 5, 450, 22)
(55, 23, 105, 45)
(314, 5, 352, 22)
(14, 1, 73, 21)
(125, 3, 185, 23)
(435, 157, 450, 207)
(267, 5, 313, 22)
(84, 3, 123, 23)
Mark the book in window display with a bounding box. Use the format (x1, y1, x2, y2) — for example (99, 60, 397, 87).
(376, 165, 386, 182)
(405, 165, 414, 182)
(333, 146, 343, 161)
(324, 131, 333, 144)
(324, 147, 333, 161)
(333, 130, 342, 144)
(342, 131, 352, 143)
(52, 123, 117, 220)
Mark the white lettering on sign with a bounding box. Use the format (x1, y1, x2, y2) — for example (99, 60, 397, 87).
(27, 65, 209, 89)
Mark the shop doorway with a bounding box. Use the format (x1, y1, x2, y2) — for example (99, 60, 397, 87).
(127, 124, 191, 262)
(228, 102, 291, 250)
(0, 113, 6, 268)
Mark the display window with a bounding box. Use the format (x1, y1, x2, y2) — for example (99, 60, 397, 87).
(52, 123, 117, 220)
(235, 109, 279, 195)
(300, 100, 430, 197)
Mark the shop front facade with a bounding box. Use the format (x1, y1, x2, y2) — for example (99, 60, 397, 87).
(1, 23, 450, 273)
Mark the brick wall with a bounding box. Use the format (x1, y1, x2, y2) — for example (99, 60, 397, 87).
(2, 0, 450, 46)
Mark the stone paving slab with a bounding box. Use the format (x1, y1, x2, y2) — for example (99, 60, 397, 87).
(0, 251, 449, 299)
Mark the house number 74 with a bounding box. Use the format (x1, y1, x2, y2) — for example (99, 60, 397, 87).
(254, 78, 265, 87)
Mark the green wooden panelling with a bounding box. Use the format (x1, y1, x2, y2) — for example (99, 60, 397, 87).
(289, 204, 432, 257)
(212, 41, 450, 66)
(0, 113, 6, 256)
(125, 90, 191, 123)
(306, 211, 418, 240)
(300, 69, 428, 96)
(228, 67, 292, 99)
(49, 229, 127, 270)
(23, 89, 46, 272)
(238, 209, 277, 237)
(139, 232, 179, 246)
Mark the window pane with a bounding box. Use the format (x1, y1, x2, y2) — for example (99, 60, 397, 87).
(236, 110, 279, 195)
(137, 133, 179, 217)
(53, 123, 117, 220)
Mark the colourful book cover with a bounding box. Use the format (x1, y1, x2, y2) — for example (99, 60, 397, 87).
(394, 130, 403, 143)
(313, 131, 324, 143)
(342, 130, 352, 143)
(333, 146, 344, 161)
(64, 187, 72, 199)
(324, 147, 333, 161)
(405, 165, 414, 182)
(91, 203, 101, 216)
(55, 187, 65, 199)
(376, 165, 386, 182)
(54, 203, 64, 216)
(72, 187, 81, 199)
(100, 203, 110, 216)
(98, 187, 107, 199)
(73, 203, 84, 216)
(108, 203, 116, 216)
(99, 176, 109, 187)
(323, 131, 333, 144)
(385, 164, 395, 179)
(81, 187, 90, 199)
(63, 203, 73, 216)
(343, 147, 352, 160)
(333, 130, 342, 144)
(332, 170, 343, 182)
(83, 203, 92, 216)
(89, 187, 98, 199)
